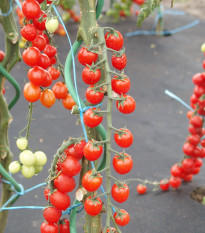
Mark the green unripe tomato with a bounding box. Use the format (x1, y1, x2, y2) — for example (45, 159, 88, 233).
(201, 43, 205, 53)
(62, 12, 71, 22)
(21, 165, 35, 178)
(9, 161, 21, 174)
(113, 2, 121, 10)
(45, 18, 59, 33)
(16, 137, 28, 150)
(34, 166, 43, 174)
(34, 151, 47, 166)
(19, 150, 35, 166)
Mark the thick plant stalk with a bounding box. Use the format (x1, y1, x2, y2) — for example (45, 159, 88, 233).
(0, 1, 21, 233)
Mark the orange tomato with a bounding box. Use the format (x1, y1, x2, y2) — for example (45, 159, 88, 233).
(40, 89, 56, 108)
(62, 93, 76, 110)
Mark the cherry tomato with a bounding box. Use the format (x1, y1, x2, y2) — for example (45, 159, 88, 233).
(9, 161, 21, 174)
(113, 153, 133, 174)
(82, 170, 102, 192)
(187, 110, 194, 119)
(182, 158, 194, 174)
(170, 164, 182, 177)
(111, 183, 129, 203)
(111, 54, 127, 70)
(60, 156, 81, 176)
(59, 219, 70, 233)
(40, 222, 59, 233)
(116, 95, 136, 114)
(33, 11, 47, 31)
(85, 86, 104, 104)
(44, 45, 57, 58)
(21, 165, 35, 178)
(34, 151, 47, 166)
(190, 115, 203, 128)
(38, 53, 51, 69)
(19, 150, 35, 166)
(22, 47, 41, 67)
(82, 67, 101, 85)
(194, 85, 205, 98)
(83, 108, 103, 128)
(113, 209, 130, 226)
(169, 177, 181, 189)
(16, 137, 28, 150)
(64, 143, 82, 160)
(41, 71, 53, 87)
(48, 67, 61, 80)
(136, 184, 147, 195)
(114, 128, 133, 148)
(133, 0, 144, 5)
(44, 188, 49, 201)
(40, 89, 56, 108)
(74, 140, 86, 157)
(28, 66, 47, 86)
(22, 0, 40, 19)
(54, 173, 76, 193)
(43, 207, 62, 224)
(192, 73, 205, 86)
(0, 50, 5, 62)
(62, 94, 76, 110)
(78, 47, 98, 66)
(46, 18, 59, 33)
(187, 134, 200, 145)
(111, 75, 130, 95)
(105, 30, 123, 51)
(159, 179, 169, 191)
(50, 190, 70, 210)
(182, 174, 193, 182)
(84, 196, 102, 216)
(23, 82, 41, 102)
(83, 140, 103, 161)
(32, 35, 47, 51)
(195, 158, 203, 167)
(50, 56, 57, 65)
(21, 24, 37, 41)
(52, 82, 68, 99)
(106, 228, 117, 233)
(183, 142, 195, 156)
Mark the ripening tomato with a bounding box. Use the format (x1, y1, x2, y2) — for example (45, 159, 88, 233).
(38, 53, 51, 69)
(22, 0, 40, 19)
(113, 209, 130, 226)
(169, 177, 181, 189)
(43, 207, 62, 224)
(82, 170, 102, 192)
(114, 128, 133, 148)
(187, 110, 194, 119)
(59, 219, 70, 233)
(40, 89, 56, 108)
(111, 54, 127, 70)
(62, 94, 76, 110)
(85, 86, 104, 104)
(111, 75, 130, 95)
(50, 190, 70, 210)
(60, 156, 81, 176)
(159, 179, 169, 191)
(22, 47, 41, 67)
(33, 11, 47, 31)
(84, 196, 102, 216)
(105, 30, 123, 51)
(83, 108, 103, 128)
(48, 67, 61, 80)
(83, 140, 103, 161)
(116, 95, 136, 114)
(82, 67, 101, 85)
(113, 153, 133, 174)
(32, 35, 47, 51)
(44, 45, 57, 58)
(21, 24, 37, 41)
(40, 222, 59, 233)
(170, 164, 182, 177)
(111, 183, 129, 203)
(46, 18, 59, 33)
(28, 66, 47, 86)
(136, 184, 147, 195)
(54, 173, 76, 193)
(78, 47, 98, 66)
(190, 115, 203, 128)
(52, 82, 68, 99)
(23, 82, 41, 102)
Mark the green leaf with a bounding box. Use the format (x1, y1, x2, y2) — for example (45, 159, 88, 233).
(137, 0, 161, 27)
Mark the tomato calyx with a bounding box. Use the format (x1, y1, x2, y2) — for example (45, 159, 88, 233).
(115, 151, 130, 161)
(112, 48, 125, 58)
(116, 95, 128, 108)
(115, 127, 129, 138)
(88, 85, 105, 94)
(114, 208, 127, 220)
(114, 181, 128, 190)
(88, 139, 103, 150)
(88, 169, 102, 179)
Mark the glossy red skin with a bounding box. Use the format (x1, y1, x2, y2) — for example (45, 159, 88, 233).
(111, 75, 130, 95)
(203, 60, 205, 70)
(59, 219, 70, 233)
(32, 35, 47, 51)
(23, 47, 41, 67)
(82, 67, 101, 85)
(38, 53, 51, 69)
(83, 108, 103, 128)
(159, 179, 169, 191)
(40, 222, 59, 233)
(188, 125, 202, 135)
(28, 66, 47, 86)
(106, 227, 117, 233)
(192, 73, 205, 86)
(136, 184, 147, 194)
(60, 156, 81, 176)
(170, 164, 182, 177)
(22, 0, 40, 19)
(0, 50, 5, 62)
(44, 45, 57, 58)
(52, 82, 68, 99)
(114, 128, 133, 148)
(111, 183, 129, 203)
(190, 94, 198, 104)
(83, 141, 103, 161)
(78, 47, 98, 66)
(182, 174, 193, 182)
(194, 85, 205, 98)
(105, 31, 123, 51)
(86, 86, 104, 104)
(40, 89, 55, 108)
(42, 33, 50, 44)
(23, 82, 41, 102)
(190, 115, 203, 128)
(54, 173, 76, 193)
(192, 166, 200, 175)
(33, 11, 47, 30)
(182, 158, 194, 173)
(182, 142, 195, 156)
(21, 24, 37, 41)
(111, 54, 127, 70)
(82, 170, 102, 192)
(116, 95, 136, 114)
(64, 144, 83, 160)
(192, 147, 202, 158)
(133, 0, 145, 5)
(113, 209, 130, 226)
(44, 188, 49, 201)
(50, 190, 70, 210)
(113, 153, 133, 174)
(41, 71, 53, 87)
(74, 140, 86, 157)
(43, 207, 62, 224)
(195, 158, 203, 167)
(169, 177, 181, 189)
(187, 134, 200, 145)
(48, 67, 60, 80)
(84, 196, 102, 216)
(50, 56, 57, 65)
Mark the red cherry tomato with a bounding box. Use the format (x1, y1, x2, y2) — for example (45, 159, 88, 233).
(43, 207, 62, 224)
(0, 50, 5, 62)
(40, 89, 56, 108)
(48, 67, 60, 80)
(83, 140, 103, 161)
(22, 47, 41, 67)
(83, 108, 103, 128)
(33, 11, 47, 31)
(159, 179, 169, 191)
(38, 53, 51, 69)
(113, 209, 130, 226)
(82, 67, 101, 85)
(84, 196, 102, 216)
(54, 173, 76, 193)
(50, 190, 70, 210)
(28, 66, 47, 86)
(59, 219, 70, 233)
(21, 24, 37, 41)
(85, 86, 104, 104)
(169, 177, 181, 189)
(52, 82, 68, 99)
(44, 44, 57, 57)
(62, 94, 76, 110)
(113, 153, 133, 174)
(41, 71, 53, 87)
(40, 222, 59, 233)
(111, 54, 127, 70)
(64, 144, 82, 160)
(116, 95, 136, 114)
(23, 82, 41, 102)
(136, 184, 147, 194)
(78, 47, 98, 66)
(170, 164, 182, 177)
(32, 35, 47, 51)
(105, 30, 123, 51)
(114, 128, 133, 148)
(111, 75, 130, 95)
(22, 0, 40, 19)
(111, 183, 129, 203)
(60, 156, 81, 176)
(82, 170, 102, 192)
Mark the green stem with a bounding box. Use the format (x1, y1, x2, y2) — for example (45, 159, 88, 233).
(26, 103, 33, 140)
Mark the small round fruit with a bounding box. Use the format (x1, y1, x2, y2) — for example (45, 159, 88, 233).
(43, 207, 62, 224)
(9, 161, 21, 174)
(136, 184, 147, 195)
(21, 165, 35, 178)
(23, 82, 41, 102)
(34, 151, 47, 166)
(105, 30, 123, 51)
(45, 18, 59, 33)
(201, 43, 205, 53)
(113, 209, 130, 226)
(62, 94, 76, 110)
(34, 166, 43, 174)
(16, 137, 28, 150)
(159, 179, 169, 191)
(19, 150, 35, 166)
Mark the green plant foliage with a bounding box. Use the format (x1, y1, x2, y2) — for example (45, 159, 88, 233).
(137, 0, 161, 26)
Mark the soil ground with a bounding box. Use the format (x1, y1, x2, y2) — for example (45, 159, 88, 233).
(1, 3, 205, 233)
